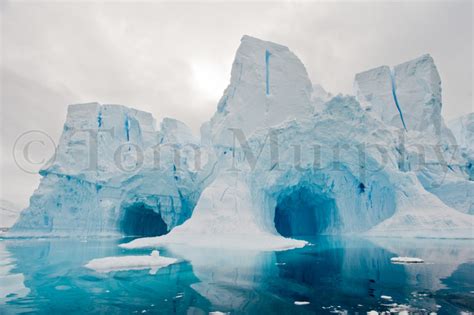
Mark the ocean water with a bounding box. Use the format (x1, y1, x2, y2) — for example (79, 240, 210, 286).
(0, 236, 473, 314)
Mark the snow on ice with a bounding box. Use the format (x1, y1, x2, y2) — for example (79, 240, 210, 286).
(9, 35, 474, 250)
(85, 250, 177, 273)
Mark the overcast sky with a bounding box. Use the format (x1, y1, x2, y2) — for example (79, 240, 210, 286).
(1, 0, 473, 207)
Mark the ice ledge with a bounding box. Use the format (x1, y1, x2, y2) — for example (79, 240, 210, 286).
(120, 233, 307, 251)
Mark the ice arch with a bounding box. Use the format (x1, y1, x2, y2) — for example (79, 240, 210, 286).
(120, 203, 168, 237)
(257, 167, 397, 238)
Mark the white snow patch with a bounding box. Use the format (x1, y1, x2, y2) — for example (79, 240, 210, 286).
(294, 301, 310, 305)
(121, 172, 307, 251)
(85, 250, 177, 273)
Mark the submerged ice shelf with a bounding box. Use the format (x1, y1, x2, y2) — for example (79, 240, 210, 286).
(9, 35, 474, 249)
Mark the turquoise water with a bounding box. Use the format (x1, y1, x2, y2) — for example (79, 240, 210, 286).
(0, 236, 473, 314)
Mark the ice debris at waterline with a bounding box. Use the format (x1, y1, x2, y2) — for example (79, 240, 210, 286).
(84, 250, 177, 273)
(390, 257, 424, 264)
(9, 35, 474, 250)
(294, 301, 310, 306)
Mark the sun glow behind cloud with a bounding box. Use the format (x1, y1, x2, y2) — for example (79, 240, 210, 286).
(191, 61, 229, 103)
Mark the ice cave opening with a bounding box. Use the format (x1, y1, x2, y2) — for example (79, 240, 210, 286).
(274, 186, 340, 237)
(120, 203, 168, 237)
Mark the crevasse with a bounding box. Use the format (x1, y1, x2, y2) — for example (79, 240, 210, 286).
(389, 68, 407, 130)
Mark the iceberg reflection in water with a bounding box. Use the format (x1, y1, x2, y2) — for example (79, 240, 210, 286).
(0, 236, 473, 314)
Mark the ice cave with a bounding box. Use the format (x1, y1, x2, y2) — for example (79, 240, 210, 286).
(120, 203, 168, 237)
(274, 185, 339, 237)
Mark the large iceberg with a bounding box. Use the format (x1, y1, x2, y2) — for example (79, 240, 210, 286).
(354, 54, 473, 214)
(11, 36, 473, 247)
(11, 104, 211, 236)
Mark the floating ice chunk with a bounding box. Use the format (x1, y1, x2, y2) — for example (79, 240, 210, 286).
(367, 311, 378, 315)
(85, 250, 177, 273)
(380, 295, 392, 300)
(390, 257, 424, 264)
(294, 301, 310, 306)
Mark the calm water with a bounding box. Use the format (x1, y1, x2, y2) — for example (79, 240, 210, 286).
(0, 236, 473, 314)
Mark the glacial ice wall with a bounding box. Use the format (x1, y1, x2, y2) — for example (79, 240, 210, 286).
(209, 35, 314, 147)
(354, 55, 473, 214)
(12, 104, 211, 236)
(12, 35, 474, 245)
(354, 54, 444, 133)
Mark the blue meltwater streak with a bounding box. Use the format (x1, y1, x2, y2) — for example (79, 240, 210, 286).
(265, 49, 271, 95)
(125, 116, 130, 141)
(97, 111, 102, 128)
(390, 69, 407, 130)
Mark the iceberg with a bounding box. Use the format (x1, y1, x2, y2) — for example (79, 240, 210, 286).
(84, 250, 177, 274)
(121, 171, 307, 251)
(10, 35, 474, 248)
(294, 301, 310, 306)
(354, 54, 474, 214)
(11, 104, 210, 236)
(354, 54, 444, 133)
(209, 35, 314, 147)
